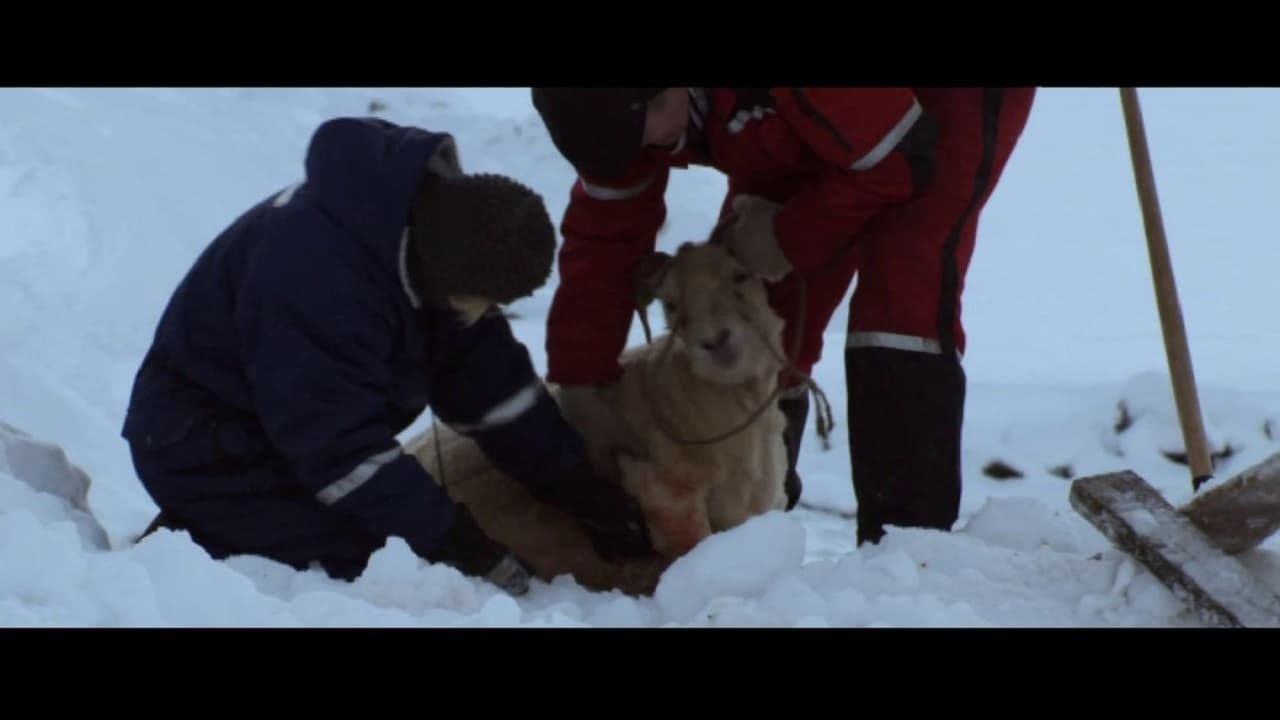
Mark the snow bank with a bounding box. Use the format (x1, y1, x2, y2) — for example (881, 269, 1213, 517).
(3, 87, 1280, 627)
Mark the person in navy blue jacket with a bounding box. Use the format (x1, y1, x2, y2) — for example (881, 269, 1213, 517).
(121, 116, 653, 595)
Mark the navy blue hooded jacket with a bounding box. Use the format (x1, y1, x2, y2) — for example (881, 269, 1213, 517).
(122, 116, 586, 560)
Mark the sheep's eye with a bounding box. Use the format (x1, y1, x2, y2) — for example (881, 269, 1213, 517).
(732, 272, 749, 284)
(663, 301, 678, 315)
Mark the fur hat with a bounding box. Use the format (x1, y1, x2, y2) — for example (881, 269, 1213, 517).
(409, 172, 556, 308)
(531, 87, 665, 179)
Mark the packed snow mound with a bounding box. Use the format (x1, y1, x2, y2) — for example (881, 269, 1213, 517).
(653, 512, 808, 623)
(1, 420, 108, 552)
(958, 372, 1280, 505)
(0, 420, 1211, 628)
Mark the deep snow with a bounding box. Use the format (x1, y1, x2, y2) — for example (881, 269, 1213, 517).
(3, 87, 1279, 627)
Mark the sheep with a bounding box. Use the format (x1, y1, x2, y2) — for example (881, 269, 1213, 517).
(404, 240, 793, 596)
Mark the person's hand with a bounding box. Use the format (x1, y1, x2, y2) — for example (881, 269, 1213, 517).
(427, 504, 533, 596)
(533, 461, 654, 562)
(720, 195, 792, 282)
(556, 384, 650, 481)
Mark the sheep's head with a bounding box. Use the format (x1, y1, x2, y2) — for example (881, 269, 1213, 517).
(636, 242, 784, 386)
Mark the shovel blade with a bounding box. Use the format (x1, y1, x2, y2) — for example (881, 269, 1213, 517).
(1070, 470, 1280, 628)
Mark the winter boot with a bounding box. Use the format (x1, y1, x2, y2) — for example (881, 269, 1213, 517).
(845, 346, 965, 545)
(779, 389, 810, 511)
(135, 510, 186, 543)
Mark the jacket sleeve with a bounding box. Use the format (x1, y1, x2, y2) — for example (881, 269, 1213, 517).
(233, 234, 458, 561)
(770, 88, 937, 274)
(430, 309, 587, 495)
(545, 155, 671, 386)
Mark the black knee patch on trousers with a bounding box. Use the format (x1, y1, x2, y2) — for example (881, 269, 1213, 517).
(845, 346, 965, 545)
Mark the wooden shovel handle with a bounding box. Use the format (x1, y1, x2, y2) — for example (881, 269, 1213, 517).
(1119, 87, 1214, 490)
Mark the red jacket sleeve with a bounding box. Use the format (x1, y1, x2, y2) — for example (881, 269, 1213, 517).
(546, 156, 671, 386)
(771, 88, 934, 274)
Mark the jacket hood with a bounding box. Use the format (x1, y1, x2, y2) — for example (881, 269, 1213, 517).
(303, 116, 460, 246)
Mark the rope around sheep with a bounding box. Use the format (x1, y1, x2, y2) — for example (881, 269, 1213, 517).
(634, 274, 835, 451)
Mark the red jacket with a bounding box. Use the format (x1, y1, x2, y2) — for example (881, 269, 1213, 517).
(545, 88, 944, 386)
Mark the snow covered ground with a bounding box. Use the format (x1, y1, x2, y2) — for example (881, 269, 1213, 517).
(3, 87, 1279, 627)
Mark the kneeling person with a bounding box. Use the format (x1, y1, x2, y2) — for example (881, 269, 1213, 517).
(122, 117, 652, 595)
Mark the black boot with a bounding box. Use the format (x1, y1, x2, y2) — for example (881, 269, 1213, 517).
(845, 346, 965, 545)
(779, 390, 809, 511)
(136, 510, 186, 543)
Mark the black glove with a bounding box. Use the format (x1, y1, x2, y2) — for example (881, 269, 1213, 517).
(427, 504, 533, 597)
(532, 461, 654, 562)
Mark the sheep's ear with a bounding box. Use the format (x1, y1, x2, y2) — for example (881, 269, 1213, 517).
(707, 212, 736, 247)
(634, 251, 674, 309)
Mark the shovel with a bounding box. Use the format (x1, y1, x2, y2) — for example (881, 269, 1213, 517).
(1068, 87, 1280, 627)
